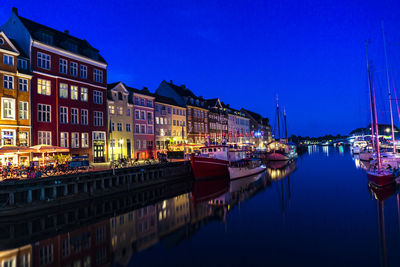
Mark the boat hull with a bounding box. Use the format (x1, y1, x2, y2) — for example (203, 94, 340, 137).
(190, 155, 229, 180)
(229, 165, 266, 180)
(265, 152, 289, 161)
(367, 169, 395, 187)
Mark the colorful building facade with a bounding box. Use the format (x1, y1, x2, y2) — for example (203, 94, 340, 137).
(1, 8, 108, 162)
(205, 98, 228, 144)
(129, 86, 155, 160)
(107, 82, 133, 160)
(0, 31, 31, 165)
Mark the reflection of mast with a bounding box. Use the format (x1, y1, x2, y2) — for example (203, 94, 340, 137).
(377, 200, 387, 267)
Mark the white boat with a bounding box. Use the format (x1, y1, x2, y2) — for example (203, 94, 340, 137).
(227, 149, 266, 180)
(351, 140, 367, 154)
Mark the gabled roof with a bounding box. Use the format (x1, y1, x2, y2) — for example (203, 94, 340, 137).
(0, 31, 19, 55)
(241, 108, 262, 122)
(164, 80, 196, 98)
(155, 94, 183, 107)
(15, 11, 106, 64)
(126, 85, 154, 98)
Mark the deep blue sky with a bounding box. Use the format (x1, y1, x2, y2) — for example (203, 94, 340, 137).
(2, 0, 400, 136)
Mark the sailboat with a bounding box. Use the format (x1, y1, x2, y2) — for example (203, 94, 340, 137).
(365, 41, 396, 187)
(265, 96, 297, 161)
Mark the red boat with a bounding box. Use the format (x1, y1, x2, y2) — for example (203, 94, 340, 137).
(367, 169, 395, 187)
(190, 145, 229, 180)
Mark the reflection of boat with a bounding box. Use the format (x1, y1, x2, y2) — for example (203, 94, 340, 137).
(368, 181, 397, 267)
(229, 172, 265, 193)
(192, 178, 229, 204)
(266, 160, 297, 181)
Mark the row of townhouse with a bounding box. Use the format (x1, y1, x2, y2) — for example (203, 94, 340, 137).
(0, 8, 271, 164)
(0, 8, 108, 163)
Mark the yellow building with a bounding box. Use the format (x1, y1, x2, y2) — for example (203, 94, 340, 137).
(0, 244, 31, 267)
(0, 31, 32, 165)
(107, 82, 134, 160)
(154, 95, 186, 153)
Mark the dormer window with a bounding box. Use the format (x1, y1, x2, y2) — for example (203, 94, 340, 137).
(118, 92, 122, 100)
(39, 32, 53, 45)
(190, 98, 194, 104)
(196, 99, 199, 106)
(3, 55, 13, 66)
(66, 41, 78, 53)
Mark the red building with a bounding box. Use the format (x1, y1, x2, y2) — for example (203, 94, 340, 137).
(1, 8, 108, 162)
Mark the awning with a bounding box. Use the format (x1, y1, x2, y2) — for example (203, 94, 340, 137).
(30, 145, 70, 153)
(0, 145, 37, 154)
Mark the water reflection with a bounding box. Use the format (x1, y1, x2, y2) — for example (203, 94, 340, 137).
(308, 145, 319, 155)
(0, 161, 296, 267)
(368, 183, 398, 267)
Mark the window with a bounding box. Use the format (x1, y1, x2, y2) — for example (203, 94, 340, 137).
(59, 83, 68, 98)
(2, 98, 15, 120)
(59, 58, 67, 74)
(81, 109, 88, 125)
(18, 78, 28, 91)
(155, 117, 159, 124)
(93, 69, 103, 83)
(17, 59, 27, 70)
(70, 85, 78, 100)
(135, 124, 139, 133)
(38, 131, 51, 145)
(71, 132, 79, 148)
(19, 101, 28, 120)
(147, 100, 153, 108)
(141, 125, 145, 134)
(173, 120, 176, 126)
(110, 122, 114, 132)
(39, 245, 53, 265)
(109, 105, 114, 114)
(60, 106, 68, 123)
(81, 133, 89, 148)
(94, 111, 103, 126)
(93, 91, 103, 104)
(80, 65, 87, 79)
(117, 107, 123, 115)
(70, 62, 77, 76)
(71, 108, 78, 124)
(3, 75, 13, 89)
(40, 32, 53, 45)
(140, 99, 144, 106)
(127, 108, 130, 116)
(147, 112, 152, 123)
(96, 225, 106, 243)
(118, 92, 123, 100)
(135, 110, 140, 119)
(117, 123, 122, 131)
(168, 107, 171, 114)
(2, 258, 15, 267)
(147, 125, 153, 134)
(126, 123, 131, 132)
(81, 87, 88, 101)
(38, 104, 51, 122)
(136, 140, 140, 149)
(62, 239, 70, 258)
(38, 79, 51, 95)
(3, 54, 13, 65)
(140, 111, 145, 120)
(37, 52, 51, 70)
(19, 253, 30, 267)
(60, 132, 69, 148)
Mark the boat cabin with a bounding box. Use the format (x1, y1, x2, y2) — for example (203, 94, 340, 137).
(199, 145, 229, 161)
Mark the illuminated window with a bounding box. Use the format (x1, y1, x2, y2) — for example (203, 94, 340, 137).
(70, 85, 78, 100)
(81, 133, 89, 148)
(60, 132, 68, 148)
(18, 101, 28, 120)
(38, 79, 51, 95)
(2, 98, 15, 120)
(71, 132, 79, 148)
(38, 131, 51, 145)
(81, 87, 88, 101)
(59, 83, 68, 98)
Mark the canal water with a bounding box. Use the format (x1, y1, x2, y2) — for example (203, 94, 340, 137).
(1, 146, 400, 266)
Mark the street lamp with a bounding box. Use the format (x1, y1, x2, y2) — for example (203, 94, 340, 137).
(119, 139, 123, 159)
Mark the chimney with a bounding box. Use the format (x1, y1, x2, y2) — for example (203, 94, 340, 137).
(64, 30, 69, 35)
(12, 7, 18, 15)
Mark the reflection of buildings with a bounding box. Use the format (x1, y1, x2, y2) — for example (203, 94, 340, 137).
(134, 205, 158, 252)
(32, 219, 110, 267)
(0, 244, 31, 267)
(110, 211, 136, 266)
(266, 160, 297, 181)
(157, 194, 190, 238)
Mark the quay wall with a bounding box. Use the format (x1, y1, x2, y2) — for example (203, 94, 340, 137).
(0, 161, 192, 214)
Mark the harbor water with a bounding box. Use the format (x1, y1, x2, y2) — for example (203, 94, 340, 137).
(1, 146, 400, 266)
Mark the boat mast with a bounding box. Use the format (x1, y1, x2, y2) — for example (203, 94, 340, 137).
(284, 107, 288, 143)
(276, 95, 280, 140)
(366, 41, 382, 168)
(382, 22, 396, 153)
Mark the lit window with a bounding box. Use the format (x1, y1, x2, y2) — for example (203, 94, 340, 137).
(81, 87, 88, 101)
(38, 79, 51, 95)
(60, 132, 69, 148)
(70, 85, 78, 100)
(81, 133, 89, 148)
(59, 83, 68, 98)
(2, 98, 15, 120)
(71, 132, 79, 148)
(38, 131, 51, 145)
(18, 101, 28, 120)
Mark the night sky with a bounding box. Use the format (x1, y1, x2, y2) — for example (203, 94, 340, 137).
(1, 0, 400, 136)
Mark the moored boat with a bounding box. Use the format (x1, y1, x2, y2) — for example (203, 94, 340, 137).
(190, 144, 265, 180)
(367, 169, 395, 187)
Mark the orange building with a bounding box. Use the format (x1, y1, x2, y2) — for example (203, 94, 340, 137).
(0, 31, 31, 165)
